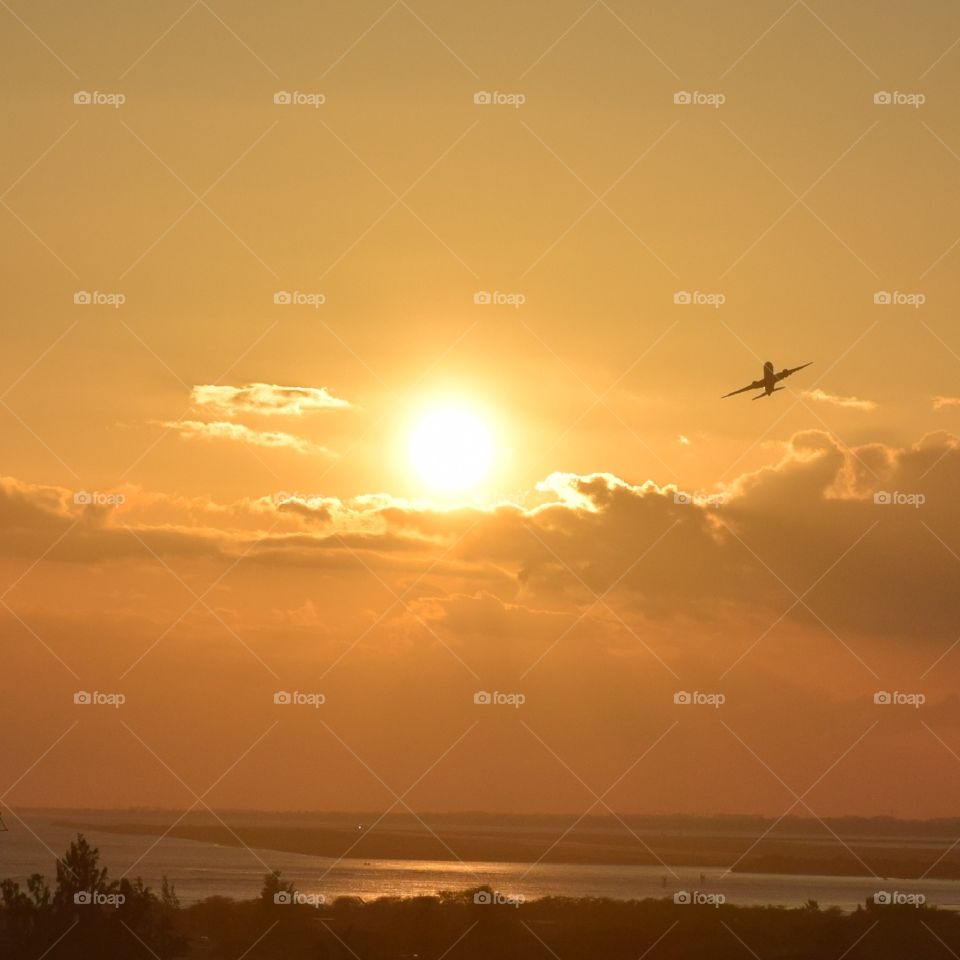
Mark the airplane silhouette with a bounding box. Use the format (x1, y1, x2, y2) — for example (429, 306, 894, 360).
(722, 361, 813, 400)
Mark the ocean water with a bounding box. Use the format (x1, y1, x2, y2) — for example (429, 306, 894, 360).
(2, 814, 960, 911)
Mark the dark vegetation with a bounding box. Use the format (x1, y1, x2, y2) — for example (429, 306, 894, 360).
(3, 833, 960, 958)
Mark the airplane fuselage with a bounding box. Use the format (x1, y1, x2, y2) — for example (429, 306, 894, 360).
(763, 361, 775, 394)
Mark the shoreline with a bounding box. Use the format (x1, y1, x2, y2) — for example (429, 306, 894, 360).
(54, 818, 960, 881)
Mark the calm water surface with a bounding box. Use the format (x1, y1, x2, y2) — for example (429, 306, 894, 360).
(3, 815, 959, 911)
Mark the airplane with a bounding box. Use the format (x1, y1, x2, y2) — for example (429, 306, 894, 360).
(722, 361, 813, 400)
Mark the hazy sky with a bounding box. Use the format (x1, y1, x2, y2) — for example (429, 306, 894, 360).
(3, 0, 960, 820)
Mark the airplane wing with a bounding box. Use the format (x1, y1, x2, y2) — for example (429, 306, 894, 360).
(721, 379, 763, 398)
(774, 361, 813, 383)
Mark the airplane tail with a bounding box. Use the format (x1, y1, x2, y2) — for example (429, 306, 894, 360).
(753, 387, 785, 400)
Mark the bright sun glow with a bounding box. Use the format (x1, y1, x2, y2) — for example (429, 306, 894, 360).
(409, 407, 494, 493)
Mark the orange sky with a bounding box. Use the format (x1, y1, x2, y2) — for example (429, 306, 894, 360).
(3, 0, 960, 818)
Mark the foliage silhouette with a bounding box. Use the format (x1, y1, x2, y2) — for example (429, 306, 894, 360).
(4, 840, 960, 957)
(0, 833, 183, 959)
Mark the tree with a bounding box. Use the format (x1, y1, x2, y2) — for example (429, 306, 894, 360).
(0, 834, 184, 959)
(260, 870, 296, 908)
(53, 834, 114, 911)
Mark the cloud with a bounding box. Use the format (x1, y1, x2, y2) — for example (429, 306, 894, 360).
(253, 432, 960, 645)
(933, 396, 960, 410)
(163, 419, 334, 456)
(3, 430, 960, 647)
(191, 383, 350, 417)
(803, 389, 877, 411)
(363, 431, 960, 645)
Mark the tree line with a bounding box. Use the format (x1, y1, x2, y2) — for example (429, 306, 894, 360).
(3, 833, 960, 958)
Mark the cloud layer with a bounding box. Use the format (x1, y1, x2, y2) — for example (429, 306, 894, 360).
(3, 431, 960, 815)
(3, 429, 958, 646)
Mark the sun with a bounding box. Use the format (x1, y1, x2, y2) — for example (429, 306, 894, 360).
(409, 406, 494, 493)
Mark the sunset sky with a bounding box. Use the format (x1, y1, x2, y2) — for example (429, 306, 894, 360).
(4, 0, 960, 820)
